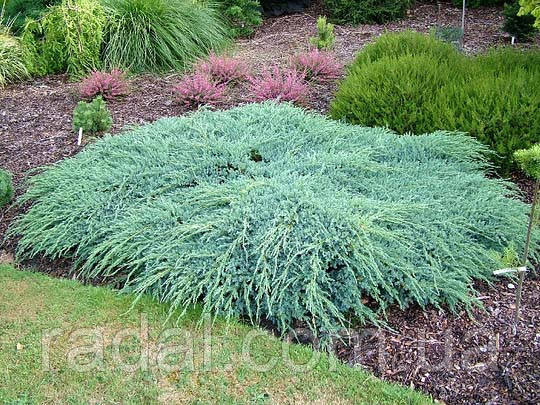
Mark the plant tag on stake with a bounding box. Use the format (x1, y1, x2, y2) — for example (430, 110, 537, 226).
(77, 127, 83, 146)
(493, 266, 527, 276)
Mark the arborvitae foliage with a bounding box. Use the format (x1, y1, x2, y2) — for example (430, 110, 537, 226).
(21, 0, 106, 78)
(0, 169, 14, 208)
(503, 1, 537, 41)
(11, 103, 538, 338)
(72, 96, 112, 134)
(331, 32, 540, 173)
(309, 16, 335, 50)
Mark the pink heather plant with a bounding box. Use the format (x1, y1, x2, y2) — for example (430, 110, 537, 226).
(173, 73, 226, 109)
(196, 53, 249, 85)
(80, 69, 129, 100)
(249, 67, 309, 104)
(291, 50, 343, 81)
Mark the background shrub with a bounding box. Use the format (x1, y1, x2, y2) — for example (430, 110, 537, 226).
(451, 0, 504, 7)
(11, 102, 538, 338)
(72, 96, 112, 133)
(102, 0, 230, 73)
(218, 0, 262, 37)
(330, 32, 540, 173)
(260, 0, 312, 16)
(323, 0, 412, 24)
(80, 69, 129, 100)
(0, 169, 14, 208)
(21, 0, 106, 78)
(503, 1, 537, 41)
(3, 0, 60, 34)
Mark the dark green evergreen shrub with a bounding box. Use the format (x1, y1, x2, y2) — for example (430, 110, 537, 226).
(451, 0, 504, 7)
(260, 0, 312, 16)
(11, 102, 538, 338)
(323, 0, 412, 24)
(0, 169, 14, 208)
(503, 1, 537, 41)
(3, 0, 60, 34)
(330, 32, 540, 173)
(72, 96, 112, 134)
(219, 0, 262, 37)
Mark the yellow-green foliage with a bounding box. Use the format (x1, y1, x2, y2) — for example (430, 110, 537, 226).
(22, 0, 106, 78)
(11, 102, 538, 339)
(519, 0, 540, 28)
(331, 32, 540, 173)
(515, 144, 540, 179)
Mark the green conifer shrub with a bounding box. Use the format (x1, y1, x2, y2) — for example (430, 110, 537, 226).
(0, 169, 14, 208)
(101, 0, 230, 73)
(72, 96, 112, 134)
(330, 32, 540, 173)
(11, 102, 538, 338)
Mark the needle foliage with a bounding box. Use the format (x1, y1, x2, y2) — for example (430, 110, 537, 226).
(11, 102, 538, 338)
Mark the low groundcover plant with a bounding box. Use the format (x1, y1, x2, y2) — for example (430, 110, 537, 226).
(11, 102, 538, 340)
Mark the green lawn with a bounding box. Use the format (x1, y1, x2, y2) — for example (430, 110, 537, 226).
(0, 264, 433, 404)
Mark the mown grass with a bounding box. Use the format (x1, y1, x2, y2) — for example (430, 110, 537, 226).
(0, 264, 433, 404)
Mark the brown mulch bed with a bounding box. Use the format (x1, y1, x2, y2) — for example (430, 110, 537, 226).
(1, 2, 539, 404)
(336, 277, 540, 405)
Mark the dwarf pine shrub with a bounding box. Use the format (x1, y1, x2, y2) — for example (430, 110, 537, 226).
(11, 102, 538, 338)
(72, 96, 112, 133)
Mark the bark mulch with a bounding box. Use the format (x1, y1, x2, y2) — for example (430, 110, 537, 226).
(336, 277, 540, 405)
(1, 2, 539, 404)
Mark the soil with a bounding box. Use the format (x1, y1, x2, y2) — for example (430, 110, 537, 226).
(1, 2, 539, 404)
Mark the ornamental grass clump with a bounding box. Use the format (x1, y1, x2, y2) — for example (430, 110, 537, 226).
(173, 73, 226, 109)
(102, 0, 230, 73)
(11, 102, 539, 339)
(0, 17, 29, 87)
(249, 67, 308, 104)
(80, 69, 129, 100)
(291, 49, 342, 81)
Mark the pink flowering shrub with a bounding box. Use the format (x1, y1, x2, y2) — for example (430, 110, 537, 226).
(291, 50, 343, 81)
(248, 67, 309, 104)
(196, 53, 249, 84)
(173, 73, 226, 109)
(80, 69, 129, 100)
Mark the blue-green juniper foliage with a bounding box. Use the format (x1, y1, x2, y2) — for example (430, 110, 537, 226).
(11, 102, 539, 337)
